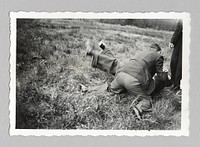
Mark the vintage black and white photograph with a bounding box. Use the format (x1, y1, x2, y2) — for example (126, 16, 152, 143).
(10, 12, 190, 136)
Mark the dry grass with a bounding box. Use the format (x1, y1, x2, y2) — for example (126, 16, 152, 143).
(16, 19, 181, 130)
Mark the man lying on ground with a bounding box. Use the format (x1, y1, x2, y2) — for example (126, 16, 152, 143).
(86, 41, 169, 119)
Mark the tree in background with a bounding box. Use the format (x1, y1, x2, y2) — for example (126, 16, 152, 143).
(99, 19, 178, 31)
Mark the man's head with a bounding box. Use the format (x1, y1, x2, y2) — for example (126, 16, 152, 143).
(150, 43, 161, 53)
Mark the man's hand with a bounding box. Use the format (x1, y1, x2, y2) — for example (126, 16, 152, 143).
(169, 43, 174, 49)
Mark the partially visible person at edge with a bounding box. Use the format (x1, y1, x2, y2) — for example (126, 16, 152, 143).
(169, 19, 182, 91)
(86, 41, 169, 119)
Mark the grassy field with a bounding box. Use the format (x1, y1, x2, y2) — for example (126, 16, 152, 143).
(16, 19, 181, 130)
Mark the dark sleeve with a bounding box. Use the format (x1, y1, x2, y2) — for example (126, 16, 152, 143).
(170, 20, 183, 45)
(155, 56, 164, 74)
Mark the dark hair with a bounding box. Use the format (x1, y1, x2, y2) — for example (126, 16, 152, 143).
(150, 43, 161, 51)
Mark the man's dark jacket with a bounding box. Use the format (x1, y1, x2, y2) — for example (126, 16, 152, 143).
(170, 20, 182, 87)
(118, 50, 164, 94)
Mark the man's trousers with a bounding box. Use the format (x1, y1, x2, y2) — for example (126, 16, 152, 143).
(91, 51, 120, 76)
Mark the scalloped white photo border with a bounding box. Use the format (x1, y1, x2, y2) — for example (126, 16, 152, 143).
(9, 12, 190, 136)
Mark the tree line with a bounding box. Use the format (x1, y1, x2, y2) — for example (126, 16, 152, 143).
(99, 19, 178, 31)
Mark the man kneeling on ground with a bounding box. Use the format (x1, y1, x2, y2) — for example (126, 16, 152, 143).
(86, 41, 169, 119)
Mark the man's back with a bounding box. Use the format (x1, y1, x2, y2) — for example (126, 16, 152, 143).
(132, 50, 163, 76)
(118, 50, 163, 90)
